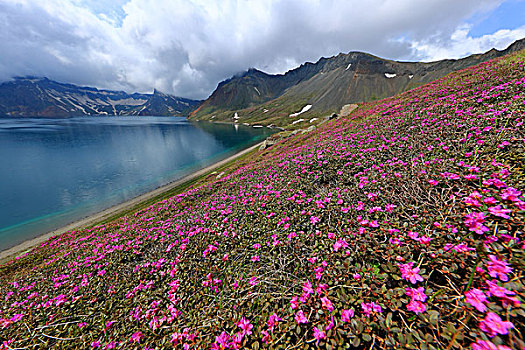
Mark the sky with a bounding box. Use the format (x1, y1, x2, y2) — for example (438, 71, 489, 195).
(0, 0, 524, 100)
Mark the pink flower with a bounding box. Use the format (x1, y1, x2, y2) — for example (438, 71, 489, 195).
(251, 255, 260, 262)
(237, 317, 253, 336)
(312, 326, 326, 345)
(488, 205, 511, 219)
(486, 255, 512, 281)
(479, 312, 514, 338)
(341, 309, 354, 322)
(303, 280, 314, 294)
(464, 211, 490, 234)
(486, 280, 515, 298)
(397, 262, 424, 284)
(333, 238, 348, 252)
(130, 331, 143, 343)
(352, 273, 361, 281)
(405, 287, 427, 302)
(310, 216, 320, 224)
(484, 197, 498, 205)
(361, 302, 382, 318)
(406, 300, 426, 314)
(500, 187, 521, 202)
(464, 289, 487, 312)
(321, 296, 334, 312)
(471, 339, 512, 350)
(294, 310, 308, 324)
(267, 313, 282, 333)
(215, 331, 230, 348)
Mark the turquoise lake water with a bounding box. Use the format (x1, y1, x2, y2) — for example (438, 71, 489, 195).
(0, 116, 273, 251)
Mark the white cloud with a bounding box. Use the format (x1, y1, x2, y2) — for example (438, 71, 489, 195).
(411, 24, 525, 61)
(0, 0, 522, 99)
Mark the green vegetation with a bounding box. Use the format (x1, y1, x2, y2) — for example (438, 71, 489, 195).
(1, 50, 524, 350)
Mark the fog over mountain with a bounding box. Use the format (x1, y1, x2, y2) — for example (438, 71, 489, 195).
(1, 0, 524, 100)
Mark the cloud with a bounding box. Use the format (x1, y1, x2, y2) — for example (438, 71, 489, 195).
(0, 0, 522, 99)
(410, 24, 525, 61)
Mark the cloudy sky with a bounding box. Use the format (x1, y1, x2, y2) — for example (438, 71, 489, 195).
(1, 0, 524, 100)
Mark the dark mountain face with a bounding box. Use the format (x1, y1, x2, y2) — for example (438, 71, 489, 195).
(0, 78, 201, 118)
(190, 38, 525, 126)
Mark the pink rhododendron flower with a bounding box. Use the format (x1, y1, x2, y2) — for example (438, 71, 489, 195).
(471, 340, 512, 350)
(237, 317, 253, 336)
(405, 287, 426, 302)
(464, 211, 490, 234)
(130, 331, 143, 343)
(267, 314, 282, 333)
(479, 312, 514, 338)
(500, 187, 521, 202)
(486, 255, 512, 281)
(312, 326, 326, 345)
(333, 238, 348, 252)
(397, 262, 424, 284)
(361, 302, 382, 318)
(488, 205, 511, 219)
(406, 300, 426, 314)
(486, 280, 515, 298)
(303, 280, 314, 294)
(215, 331, 230, 348)
(341, 309, 354, 322)
(294, 310, 308, 324)
(464, 289, 487, 312)
(321, 296, 334, 312)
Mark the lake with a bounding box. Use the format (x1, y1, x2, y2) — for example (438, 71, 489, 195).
(0, 116, 274, 251)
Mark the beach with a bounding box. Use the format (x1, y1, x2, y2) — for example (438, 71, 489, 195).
(0, 141, 263, 263)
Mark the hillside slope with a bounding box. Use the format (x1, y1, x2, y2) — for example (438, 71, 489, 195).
(1, 49, 524, 349)
(0, 78, 201, 117)
(190, 38, 525, 128)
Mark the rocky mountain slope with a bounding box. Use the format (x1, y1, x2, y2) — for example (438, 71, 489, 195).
(190, 38, 525, 127)
(0, 77, 201, 117)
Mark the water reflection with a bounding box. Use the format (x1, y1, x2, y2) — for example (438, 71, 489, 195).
(0, 116, 273, 250)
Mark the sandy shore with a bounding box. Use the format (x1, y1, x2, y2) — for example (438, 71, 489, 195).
(0, 142, 263, 262)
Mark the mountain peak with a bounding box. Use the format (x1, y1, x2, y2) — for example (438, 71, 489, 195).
(0, 78, 201, 118)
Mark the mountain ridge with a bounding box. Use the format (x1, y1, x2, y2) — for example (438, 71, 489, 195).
(0, 77, 201, 118)
(190, 37, 525, 127)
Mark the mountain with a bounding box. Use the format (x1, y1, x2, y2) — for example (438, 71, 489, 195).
(190, 37, 525, 126)
(0, 77, 201, 118)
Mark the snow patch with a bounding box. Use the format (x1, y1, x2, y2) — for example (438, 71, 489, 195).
(309, 118, 318, 123)
(233, 112, 240, 119)
(289, 104, 312, 117)
(263, 109, 268, 113)
(345, 63, 352, 70)
(409, 75, 414, 79)
(253, 125, 263, 128)
(292, 118, 305, 125)
(385, 73, 397, 78)
(254, 87, 261, 95)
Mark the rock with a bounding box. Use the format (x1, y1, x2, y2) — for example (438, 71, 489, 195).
(302, 126, 316, 134)
(340, 104, 358, 117)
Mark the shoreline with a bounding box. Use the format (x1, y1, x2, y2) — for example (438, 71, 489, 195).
(0, 141, 263, 263)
